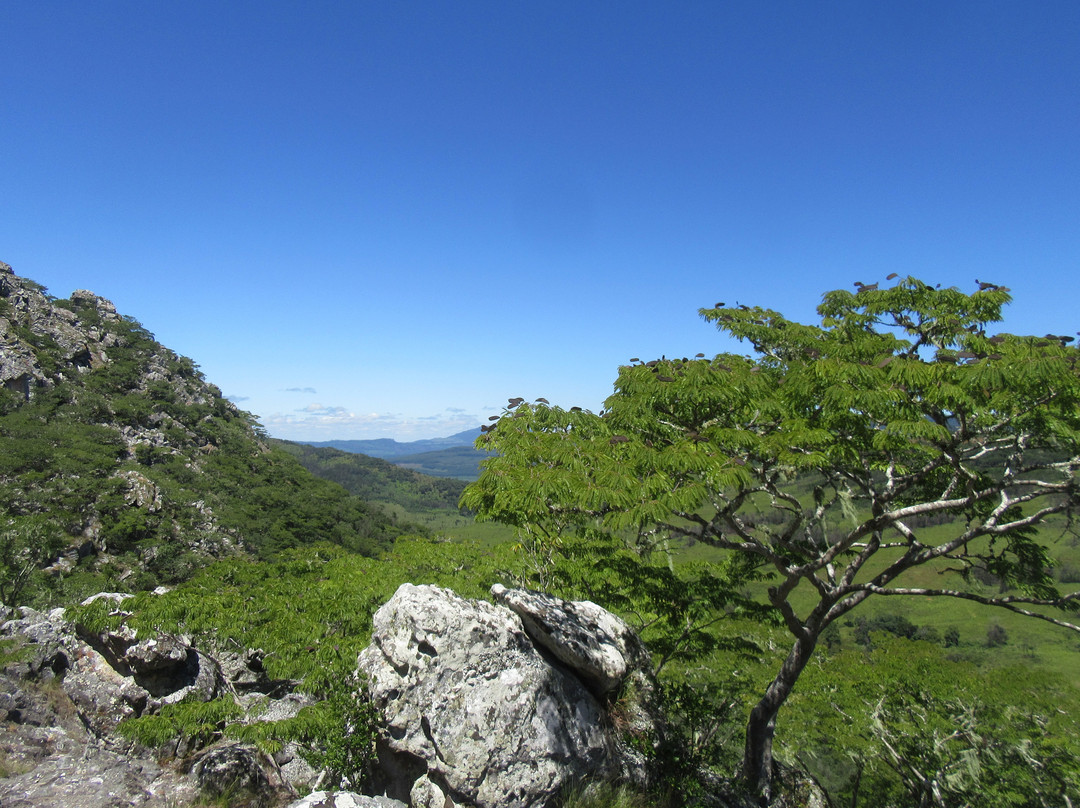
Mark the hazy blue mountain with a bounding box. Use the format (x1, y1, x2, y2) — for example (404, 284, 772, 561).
(302, 427, 483, 460)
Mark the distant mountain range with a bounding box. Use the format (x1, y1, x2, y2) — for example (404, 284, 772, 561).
(302, 427, 482, 458)
(301, 428, 491, 480)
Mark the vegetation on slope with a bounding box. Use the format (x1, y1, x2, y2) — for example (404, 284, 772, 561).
(0, 265, 417, 606)
(274, 439, 467, 512)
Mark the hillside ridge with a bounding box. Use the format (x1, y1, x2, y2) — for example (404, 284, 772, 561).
(0, 260, 413, 604)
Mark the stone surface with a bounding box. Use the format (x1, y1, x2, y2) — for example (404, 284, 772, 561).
(192, 743, 279, 806)
(124, 634, 190, 674)
(358, 583, 657, 808)
(286, 792, 407, 808)
(490, 583, 636, 696)
(489, 585, 668, 787)
(220, 646, 297, 697)
(0, 745, 199, 808)
(0, 624, 201, 808)
(0, 605, 282, 807)
(410, 774, 454, 808)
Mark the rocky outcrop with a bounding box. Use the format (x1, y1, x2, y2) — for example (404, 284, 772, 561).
(489, 583, 667, 780)
(357, 584, 665, 808)
(0, 603, 301, 807)
(0, 260, 215, 411)
(6, 585, 668, 808)
(0, 263, 116, 399)
(191, 742, 288, 807)
(0, 605, 205, 806)
(490, 583, 655, 698)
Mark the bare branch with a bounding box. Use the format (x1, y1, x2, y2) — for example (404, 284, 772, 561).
(858, 584, 1080, 633)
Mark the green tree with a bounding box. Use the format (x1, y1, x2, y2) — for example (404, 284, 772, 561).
(462, 277, 1080, 803)
(0, 516, 64, 610)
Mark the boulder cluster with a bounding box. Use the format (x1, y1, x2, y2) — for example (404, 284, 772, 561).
(0, 595, 314, 807)
(1, 583, 669, 808)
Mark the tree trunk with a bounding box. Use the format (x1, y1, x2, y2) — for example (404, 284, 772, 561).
(742, 630, 818, 804)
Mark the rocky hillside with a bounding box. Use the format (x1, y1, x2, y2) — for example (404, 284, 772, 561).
(0, 261, 415, 605)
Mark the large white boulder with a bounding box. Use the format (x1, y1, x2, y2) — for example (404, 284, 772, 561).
(357, 583, 662, 808)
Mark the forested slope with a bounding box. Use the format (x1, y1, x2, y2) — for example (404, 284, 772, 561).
(273, 440, 467, 512)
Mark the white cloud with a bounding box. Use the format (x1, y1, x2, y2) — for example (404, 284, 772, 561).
(285, 387, 318, 394)
(261, 403, 489, 442)
(299, 403, 354, 416)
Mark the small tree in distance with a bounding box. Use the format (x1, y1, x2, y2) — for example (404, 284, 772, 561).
(462, 277, 1080, 804)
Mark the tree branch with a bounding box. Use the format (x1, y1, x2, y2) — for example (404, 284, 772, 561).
(857, 585, 1080, 632)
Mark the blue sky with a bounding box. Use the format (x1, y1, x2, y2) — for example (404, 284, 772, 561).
(2, 2, 1077, 441)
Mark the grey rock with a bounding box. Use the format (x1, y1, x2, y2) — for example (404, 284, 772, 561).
(192, 743, 279, 806)
(0, 745, 199, 808)
(0, 607, 76, 681)
(146, 646, 225, 706)
(124, 634, 190, 673)
(2, 602, 225, 739)
(1, 603, 319, 806)
(490, 583, 635, 696)
(358, 583, 641, 808)
(410, 774, 455, 808)
(240, 692, 321, 790)
(488, 585, 668, 782)
(286, 792, 407, 808)
(488, 586, 668, 782)
(220, 646, 296, 696)
(0, 620, 202, 808)
(115, 469, 165, 513)
(79, 592, 135, 607)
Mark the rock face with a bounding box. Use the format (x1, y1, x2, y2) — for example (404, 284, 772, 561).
(0, 260, 214, 411)
(489, 583, 666, 780)
(0, 603, 306, 807)
(0, 263, 114, 399)
(357, 584, 664, 808)
(0, 606, 205, 807)
(490, 583, 646, 697)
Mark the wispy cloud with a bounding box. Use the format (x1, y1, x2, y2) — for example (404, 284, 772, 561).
(225, 394, 250, 402)
(285, 387, 318, 394)
(262, 404, 490, 441)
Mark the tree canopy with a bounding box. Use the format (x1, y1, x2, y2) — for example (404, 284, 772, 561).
(462, 277, 1080, 804)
